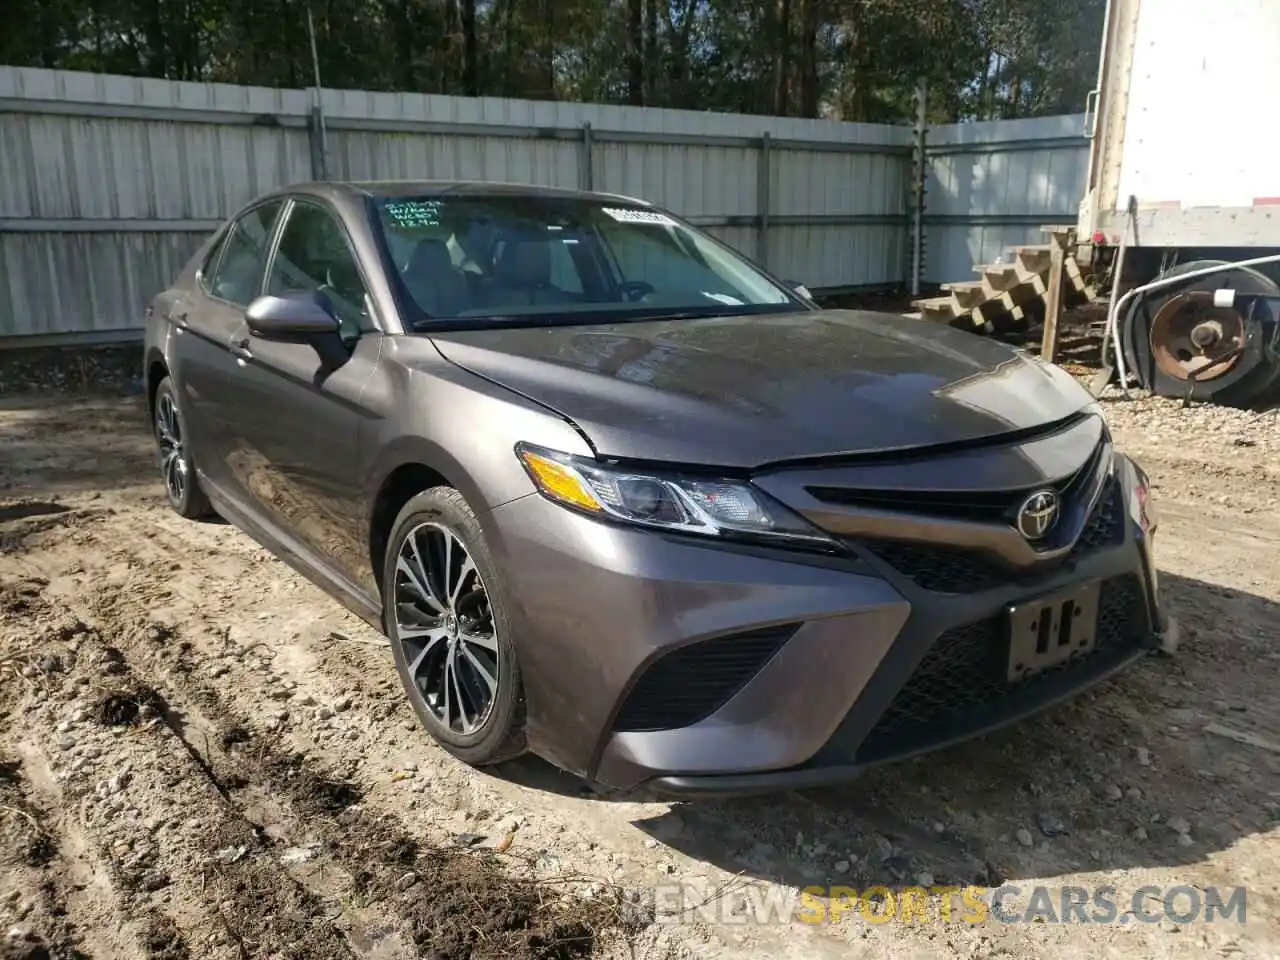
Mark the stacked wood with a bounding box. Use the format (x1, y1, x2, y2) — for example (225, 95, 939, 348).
(910, 226, 1098, 336)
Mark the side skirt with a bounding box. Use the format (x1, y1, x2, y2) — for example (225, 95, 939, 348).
(201, 473, 386, 635)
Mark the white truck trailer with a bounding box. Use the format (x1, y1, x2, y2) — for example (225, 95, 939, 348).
(1078, 0, 1280, 404)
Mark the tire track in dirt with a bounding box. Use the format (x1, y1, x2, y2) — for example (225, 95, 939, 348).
(0, 746, 100, 960)
(1, 580, 185, 960)
(0, 575, 393, 960)
(3, 552, 650, 959)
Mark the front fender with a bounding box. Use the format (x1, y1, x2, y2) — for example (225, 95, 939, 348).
(355, 338, 595, 594)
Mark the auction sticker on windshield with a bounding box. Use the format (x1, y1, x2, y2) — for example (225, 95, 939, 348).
(602, 207, 676, 226)
(384, 200, 442, 228)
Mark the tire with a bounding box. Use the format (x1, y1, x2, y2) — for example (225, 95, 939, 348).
(1123, 260, 1280, 406)
(383, 486, 526, 766)
(152, 376, 214, 519)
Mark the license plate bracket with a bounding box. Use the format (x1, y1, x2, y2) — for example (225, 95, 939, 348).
(1007, 580, 1102, 682)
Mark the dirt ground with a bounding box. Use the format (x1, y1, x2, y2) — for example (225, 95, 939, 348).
(2, 347, 1279, 960)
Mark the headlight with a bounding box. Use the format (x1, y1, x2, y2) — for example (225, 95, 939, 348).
(515, 443, 834, 548)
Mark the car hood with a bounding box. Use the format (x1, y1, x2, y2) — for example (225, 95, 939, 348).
(428, 309, 1095, 468)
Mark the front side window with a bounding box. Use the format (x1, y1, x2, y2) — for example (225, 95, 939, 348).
(268, 201, 371, 338)
(208, 200, 283, 306)
(370, 194, 802, 328)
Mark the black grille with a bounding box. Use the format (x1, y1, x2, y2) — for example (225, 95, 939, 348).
(853, 476, 1126, 595)
(854, 538, 1006, 594)
(807, 487, 1026, 524)
(855, 575, 1147, 762)
(610, 626, 796, 733)
(1068, 478, 1125, 557)
(807, 437, 1107, 526)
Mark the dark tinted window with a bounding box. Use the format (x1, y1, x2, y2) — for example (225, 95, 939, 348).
(208, 201, 283, 305)
(268, 201, 371, 338)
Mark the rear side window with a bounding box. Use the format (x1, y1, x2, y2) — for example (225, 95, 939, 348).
(207, 201, 283, 306)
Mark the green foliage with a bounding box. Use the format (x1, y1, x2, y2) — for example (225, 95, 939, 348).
(0, 0, 1104, 123)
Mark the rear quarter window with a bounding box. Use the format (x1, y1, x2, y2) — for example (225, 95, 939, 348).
(197, 230, 231, 292)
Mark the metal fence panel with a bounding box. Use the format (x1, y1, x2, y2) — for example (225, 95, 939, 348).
(767, 225, 908, 290)
(2, 64, 1093, 343)
(0, 115, 312, 221)
(0, 230, 207, 339)
(770, 148, 906, 217)
(328, 130, 584, 189)
(923, 115, 1089, 283)
(593, 142, 761, 217)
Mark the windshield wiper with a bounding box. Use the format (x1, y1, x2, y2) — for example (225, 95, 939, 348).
(413, 309, 722, 331)
(413, 314, 562, 330)
(410, 299, 809, 331)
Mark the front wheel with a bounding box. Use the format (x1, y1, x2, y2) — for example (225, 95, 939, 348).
(153, 376, 213, 519)
(383, 486, 526, 766)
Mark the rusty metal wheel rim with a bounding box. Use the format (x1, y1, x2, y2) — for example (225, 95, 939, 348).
(1149, 295, 1245, 382)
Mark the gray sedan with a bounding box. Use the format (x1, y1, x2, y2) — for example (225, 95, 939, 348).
(143, 180, 1169, 796)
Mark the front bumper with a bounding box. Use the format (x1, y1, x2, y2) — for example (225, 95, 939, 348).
(486, 453, 1162, 796)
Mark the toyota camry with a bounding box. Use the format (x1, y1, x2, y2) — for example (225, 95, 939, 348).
(143, 181, 1170, 795)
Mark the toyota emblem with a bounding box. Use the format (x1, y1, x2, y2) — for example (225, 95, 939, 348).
(1016, 490, 1059, 541)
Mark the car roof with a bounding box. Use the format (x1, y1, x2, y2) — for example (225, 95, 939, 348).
(277, 180, 652, 207)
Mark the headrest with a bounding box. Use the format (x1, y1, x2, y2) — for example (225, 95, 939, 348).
(408, 238, 454, 275)
(326, 259, 362, 293)
(494, 238, 551, 287)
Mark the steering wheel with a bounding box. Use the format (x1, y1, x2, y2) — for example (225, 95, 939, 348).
(618, 280, 656, 302)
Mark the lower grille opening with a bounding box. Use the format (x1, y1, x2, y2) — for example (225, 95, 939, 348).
(852, 477, 1127, 595)
(1068, 478, 1125, 557)
(854, 538, 1007, 594)
(854, 574, 1147, 762)
(610, 625, 797, 733)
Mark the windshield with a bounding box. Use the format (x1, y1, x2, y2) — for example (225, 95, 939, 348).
(369, 193, 805, 328)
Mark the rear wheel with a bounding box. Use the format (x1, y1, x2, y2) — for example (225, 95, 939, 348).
(153, 376, 213, 519)
(383, 486, 526, 766)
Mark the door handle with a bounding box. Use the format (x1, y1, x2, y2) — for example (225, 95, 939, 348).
(230, 338, 253, 363)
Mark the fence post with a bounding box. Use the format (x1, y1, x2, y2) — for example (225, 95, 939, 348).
(307, 104, 325, 180)
(580, 122, 594, 192)
(306, 87, 330, 181)
(909, 80, 928, 296)
(756, 132, 771, 268)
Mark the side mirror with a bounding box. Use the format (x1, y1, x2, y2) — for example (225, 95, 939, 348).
(245, 292, 340, 340)
(785, 279, 814, 301)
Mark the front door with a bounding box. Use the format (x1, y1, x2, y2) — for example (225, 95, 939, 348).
(168, 199, 285, 495)
(218, 198, 384, 591)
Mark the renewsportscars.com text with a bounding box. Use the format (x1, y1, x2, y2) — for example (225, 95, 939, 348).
(651, 882, 1247, 926)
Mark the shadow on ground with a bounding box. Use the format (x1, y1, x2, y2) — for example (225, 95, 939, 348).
(1, 394, 156, 499)
(504, 572, 1280, 892)
(0, 344, 142, 397)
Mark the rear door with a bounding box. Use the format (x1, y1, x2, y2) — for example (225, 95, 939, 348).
(168, 199, 284, 494)
(218, 197, 385, 590)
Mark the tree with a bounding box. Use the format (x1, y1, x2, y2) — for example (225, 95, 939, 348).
(0, 0, 1105, 124)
